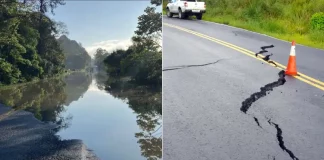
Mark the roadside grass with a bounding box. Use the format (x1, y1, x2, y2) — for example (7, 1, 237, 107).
(162, 0, 167, 15)
(203, 14, 324, 50)
(162, 10, 166, 15)
(162, 0, 324, 50)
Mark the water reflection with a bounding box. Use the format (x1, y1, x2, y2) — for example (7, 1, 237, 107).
(0, 71, 161, 160)
(0, 72, 91, 133)
(96, 73, 162, 160)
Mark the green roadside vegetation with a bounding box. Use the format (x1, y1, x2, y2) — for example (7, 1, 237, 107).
(94, 0, 162, 87)
(0, 0, 91, 87)
(0, 0, 67, 86)
(162, 0, 167, 15)
(163, 0, 324, 50)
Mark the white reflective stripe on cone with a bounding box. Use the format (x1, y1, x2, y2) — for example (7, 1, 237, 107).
(290, 46, 296, 56)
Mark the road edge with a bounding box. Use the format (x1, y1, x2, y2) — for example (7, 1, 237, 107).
(162, 15, 324, 52)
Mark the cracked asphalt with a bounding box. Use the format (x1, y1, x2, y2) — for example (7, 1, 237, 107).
(163, 17, 324, 160)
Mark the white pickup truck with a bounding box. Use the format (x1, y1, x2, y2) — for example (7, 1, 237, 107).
(166, 0, 206, 20)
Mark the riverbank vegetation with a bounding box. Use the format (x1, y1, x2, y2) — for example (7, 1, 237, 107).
(0, 0, 91, 86)
(93, 2, 162, 157)
(0, 69, 78, 90)
(94, 0, 162, 87)
(93, 68, 162, 160)
(104, 76, 162, 160)
(0, 0, 68, 86)
(0, 72, 92, 131)
(163, 0, 324, 49)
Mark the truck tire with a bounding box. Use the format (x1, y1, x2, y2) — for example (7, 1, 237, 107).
(196, 13, 202, 20)
(178, 8, 185, 19)
(166, 8, 173, 18)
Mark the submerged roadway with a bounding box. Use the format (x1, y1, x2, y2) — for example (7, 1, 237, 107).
(0, 104, 98, 160)
(163, 16, 324, 160)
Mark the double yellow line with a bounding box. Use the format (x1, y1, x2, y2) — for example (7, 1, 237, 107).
(163, 23, 324, 91)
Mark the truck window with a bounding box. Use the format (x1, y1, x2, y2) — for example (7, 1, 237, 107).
(181, 0, 196, 2)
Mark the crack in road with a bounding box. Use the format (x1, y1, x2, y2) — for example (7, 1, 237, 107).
(163, 59, 225, 71)
(261, 45, 275, 51)
(253, 116, 262, 128)
(268, 119, 300, 160)
(255, 45, 277, 67)
(239, 69, 299, 160)
(240, 70, 286, 113)
(262, 54, 277, 67)
(255, 45, 274, 57)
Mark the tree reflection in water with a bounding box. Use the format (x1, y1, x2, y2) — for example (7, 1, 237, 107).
(0, 72, 92, 133)
(95, 73, 162, 160)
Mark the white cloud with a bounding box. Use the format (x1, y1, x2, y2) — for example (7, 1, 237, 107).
(85, 39, 133, 58)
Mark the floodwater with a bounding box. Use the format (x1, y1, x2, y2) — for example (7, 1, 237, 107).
(0, 71, 162, 160)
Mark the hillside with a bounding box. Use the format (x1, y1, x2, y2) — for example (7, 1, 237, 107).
(163, 0, 324, 49)
(58, 35, 91, 70)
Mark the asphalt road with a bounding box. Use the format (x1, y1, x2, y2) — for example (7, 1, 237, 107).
(163, 16, 324, 160)
(0, 104, 98, 160)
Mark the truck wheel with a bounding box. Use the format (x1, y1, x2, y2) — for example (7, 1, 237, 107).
(178, 9, 185, 19)
(196, 13, 202, 20)
(167, 8, 173, 18)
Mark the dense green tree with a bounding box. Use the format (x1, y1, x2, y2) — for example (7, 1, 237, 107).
(34, 13, 65, 76)
(103, 48, 134, 76)
(102, 0, 162, 86)
(133, 6, 162, 51)
(0, 0, 67, 85)
(0, 1, 25, 84)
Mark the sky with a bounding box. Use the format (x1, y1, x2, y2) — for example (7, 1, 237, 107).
(48, 0, 161, 58)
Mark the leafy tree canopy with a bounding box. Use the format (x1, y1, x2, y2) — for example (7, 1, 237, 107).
(0, 0, 67, 85)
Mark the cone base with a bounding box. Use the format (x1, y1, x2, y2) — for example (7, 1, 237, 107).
(285, 70, 297, 76)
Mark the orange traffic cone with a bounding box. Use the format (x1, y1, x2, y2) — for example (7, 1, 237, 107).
(285, 41, 297, 76)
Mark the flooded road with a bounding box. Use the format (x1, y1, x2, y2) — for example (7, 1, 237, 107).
(0, 72, 162, 160)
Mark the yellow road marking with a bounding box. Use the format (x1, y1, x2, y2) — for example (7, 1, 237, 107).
(294, 76, 324, 91)
(297, 73, 324, 87)
(163, 23, 324, 91)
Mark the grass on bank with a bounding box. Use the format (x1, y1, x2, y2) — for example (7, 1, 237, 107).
(163, 0, 324, 50)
